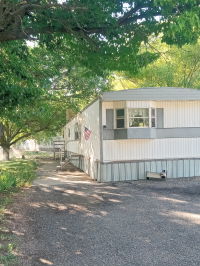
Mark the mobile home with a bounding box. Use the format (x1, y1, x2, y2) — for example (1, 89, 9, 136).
(64, 87, 200, 182)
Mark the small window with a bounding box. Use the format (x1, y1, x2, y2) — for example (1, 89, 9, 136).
(68, 128, 70, 138)
(116, 109, 125, 128)
(129, 108, 149, 127)
(74, 123, 80, 140)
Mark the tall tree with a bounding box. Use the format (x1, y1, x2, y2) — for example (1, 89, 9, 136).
(0, 41, 65, 109)
(0, 91, 72, 160)
(0, 66, 108, 160)
(0, 1, 199, 75)
(0, 0, 199, 45)
(0, 38, 110, 110)
(124, 40, 200, 88)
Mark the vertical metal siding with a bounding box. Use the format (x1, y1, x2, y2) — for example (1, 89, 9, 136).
(100, 158, 200, 182)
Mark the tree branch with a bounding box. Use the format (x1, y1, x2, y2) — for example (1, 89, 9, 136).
(10, 124, 51, 146)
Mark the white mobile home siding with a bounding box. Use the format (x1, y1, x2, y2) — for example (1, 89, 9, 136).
(103, 138, 200, 161)
(100, 99, 200, 181)
(64, 100, 100, 179)
(64, 88, 200, 182)
(102, 100, 200, 162)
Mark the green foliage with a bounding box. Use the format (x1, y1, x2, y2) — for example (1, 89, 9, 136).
(1, 1, 200, 76)
(0, 41, 64, 110)
(0, 41, 39, 108)
(116, 39, 200, 89)
(51, 65, 109, 108)
(0, 38, 111, 111)
(0, 160, 37, 192)
(0, 62, 109, 152)
(0, 93, 66, 150)
(0, 1, 200, 142)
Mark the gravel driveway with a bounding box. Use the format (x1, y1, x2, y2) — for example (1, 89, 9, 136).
(10, 159, 200, 266)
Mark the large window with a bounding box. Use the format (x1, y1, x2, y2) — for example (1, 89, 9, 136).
(116, 109, 125, 128)
(128, 108, 156, 128)
(129, 108, 149, 127)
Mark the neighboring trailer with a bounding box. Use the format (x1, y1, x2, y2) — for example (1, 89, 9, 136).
(64, 87, 200, 182)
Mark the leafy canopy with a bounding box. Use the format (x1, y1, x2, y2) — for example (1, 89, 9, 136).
(129, 40, 200, 88)
(0, 62, 109, 152)
(0, 41, 65, 109)
(0, 0, 200, 75)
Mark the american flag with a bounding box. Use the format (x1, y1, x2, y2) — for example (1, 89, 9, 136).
(84, 127, 92, 140)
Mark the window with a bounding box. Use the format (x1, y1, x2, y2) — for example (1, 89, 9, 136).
(129, 108, 149, 127)
(116, 109, 125, 128)
(68, 128, 70, 138)
(129, 108, 156, 128)
(151, 108, 156, 128)
(74, 123, 80, 140)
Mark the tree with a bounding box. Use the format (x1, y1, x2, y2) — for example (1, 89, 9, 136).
(0, 41, 66, 110)
(1, 1, 199, 112)
(0, 65, 108, 160)
(123, 40, 200, 88)
(51, 65, 109, 107)
(0, 1, 200, 75)
(0, 37, 110, 110)
(0, 1, 199, 45)
(0, 91, 71, 160)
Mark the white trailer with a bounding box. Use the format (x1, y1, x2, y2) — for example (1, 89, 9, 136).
(64, 87, 200, 182)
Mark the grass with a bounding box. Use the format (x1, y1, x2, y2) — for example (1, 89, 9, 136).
(0, 159, 37, 265)
(0, 159, 37, 192)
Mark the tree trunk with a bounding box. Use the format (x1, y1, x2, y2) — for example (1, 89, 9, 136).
(2, 147, 10, 160)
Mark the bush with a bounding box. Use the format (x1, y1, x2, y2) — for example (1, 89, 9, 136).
(0, 160, 37, 192)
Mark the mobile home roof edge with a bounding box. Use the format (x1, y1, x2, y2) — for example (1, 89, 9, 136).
(66, 97, 101, 124)
(102, 87, 200, 101)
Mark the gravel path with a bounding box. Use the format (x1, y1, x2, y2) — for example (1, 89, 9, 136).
(10, 159, 200, 266)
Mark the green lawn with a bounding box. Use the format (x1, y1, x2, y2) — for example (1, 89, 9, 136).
(0, 159, 37, 265)
(0, 159, 37, 192)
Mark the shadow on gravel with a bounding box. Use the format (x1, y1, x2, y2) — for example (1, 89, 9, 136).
(8, 160, 200, 266)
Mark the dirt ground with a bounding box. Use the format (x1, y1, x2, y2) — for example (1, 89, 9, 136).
(7, 159, 200, 266)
